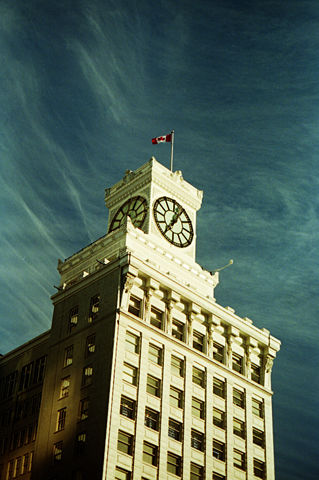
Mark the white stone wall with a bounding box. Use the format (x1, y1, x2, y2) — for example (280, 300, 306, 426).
(104, 269, 278, 480)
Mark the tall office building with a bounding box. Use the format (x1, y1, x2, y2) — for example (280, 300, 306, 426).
(0, 158, 280, 480)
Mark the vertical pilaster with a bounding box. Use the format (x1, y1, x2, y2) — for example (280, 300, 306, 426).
(132, 334, 149, 480)
(206, 315, 213, 358)
(246, 390, 253, 479)
(182, 357, 193, 479)
(226, 377, 234, 480)
(120, 264, 138, 309)
(264, 394, 275, 480)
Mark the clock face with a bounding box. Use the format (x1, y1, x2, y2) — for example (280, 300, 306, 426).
(109, 196, 147, 232)
(153, 196, 194, 248)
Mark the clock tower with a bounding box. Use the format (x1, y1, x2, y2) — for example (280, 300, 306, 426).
(13, 155, 280, 480)
(105, 157, 203, 261)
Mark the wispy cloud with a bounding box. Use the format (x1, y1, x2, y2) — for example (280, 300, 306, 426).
(1, 2, 319, 478)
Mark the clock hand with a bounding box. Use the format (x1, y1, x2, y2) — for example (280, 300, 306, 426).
(169, 207, 183, 228)
(164, 207, 181, 233)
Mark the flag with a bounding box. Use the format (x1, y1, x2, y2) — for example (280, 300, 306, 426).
(152, 133, 172, 144)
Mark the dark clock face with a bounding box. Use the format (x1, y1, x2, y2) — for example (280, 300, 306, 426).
(109, 196, 147, 232)
(153, 196, 193, 247)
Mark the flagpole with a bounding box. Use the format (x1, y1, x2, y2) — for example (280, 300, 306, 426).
(170, 130, 174, 171)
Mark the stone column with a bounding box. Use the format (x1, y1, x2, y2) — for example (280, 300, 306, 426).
(263, 354, 274, 389)
(206, 317, 213, 358)
(143, 289, 151, 323)
(144, 278, 160, 325)
(166, 302, 173, 335)
(119, 264, 138, 309)
(226, 332, 233, 369)
(166, 290, 180, 335)
(245, 344, 252, 379)
(186, 312, 193, 347)
(186, 302, 201, 348)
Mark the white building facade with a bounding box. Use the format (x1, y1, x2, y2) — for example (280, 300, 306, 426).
(0, 158, 280, 480)
(100, 159, 280, 480)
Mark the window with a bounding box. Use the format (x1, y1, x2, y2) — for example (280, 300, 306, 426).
(143, 442, 158, 466)
(170, 387, 183, 408)
(79, 398, 89, 420)
(19, 363, 33, 391)
(191, 429, 204, 451)
(2, 372, 17, 399)
(192, 398, 204, 419)
(53, 441, 63, 463)
(190, 462, 203, 480)
(213, 440, 225, 461)
(128, 295, 141, 317)
(168, 419, 182, 441)
(60, 377, 70, 398)
(254, 459, 265, 478)
(172, 319, 184, 341)
(252, 398, 263, 418)
(1, 408, 12, 427)
(69, 306, 79, 331)
(27, 424, 34, 443)
(82, 366, 93, 386)
(31, 422, 37, 442)
(192, 366, 205, 387)
(150, 307, 163, 329)
(31, 394, 41, 416)
(213, 377, 225, 398)
(7, 460, 14, 479)
(171, 355, 184, 377)
(213, 342, 224, 363)
(88, 294, 100, 323)
(125, 331, 140, 354)
(56, 408, 66, 431)
(167, 452, 182, 476)
(115, 467, 131, 480)
(234, 450, 245, 470)
(213, 473, 225, 480)
(64, 345, 73, 367)
(72, 470, 83, 480)
(11, 431, 19, 450)
(233, 418, 245, 438)
(145, 408, 159, 430)
(253, 428, 264, 447)
(233, 388, 245, 408)
(149, 344, 162, 365)
(251, 364, 261, 384)
(22, 453, 30, 474)
(123, 363, 137, 386)
(86, 334, 96, 356)
(120, 396, 135, 420)
(14, 399, 28, 421)
(213, 408, 225, 429)
(0, 437, 6, 455)
(33, 356, 46, 384)
(193, 331, 204, 352)
(117, 431, 133, 455)
(14, 457, 22, 477)
(232, 353, 243, 374)
(75, 433, 86, 454)
(146, 375, 161, 397)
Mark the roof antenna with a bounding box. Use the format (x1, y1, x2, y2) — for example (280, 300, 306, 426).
(210, 259, 234, 274)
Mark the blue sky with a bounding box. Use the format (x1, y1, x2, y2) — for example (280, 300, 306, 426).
(1, 1, 319, 478)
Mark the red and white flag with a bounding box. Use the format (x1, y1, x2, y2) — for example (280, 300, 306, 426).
(152, 133, 172, 144)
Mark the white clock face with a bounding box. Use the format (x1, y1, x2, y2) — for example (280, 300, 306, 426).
(153, 196, 193, 247)
(109, 196, 147, 232)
